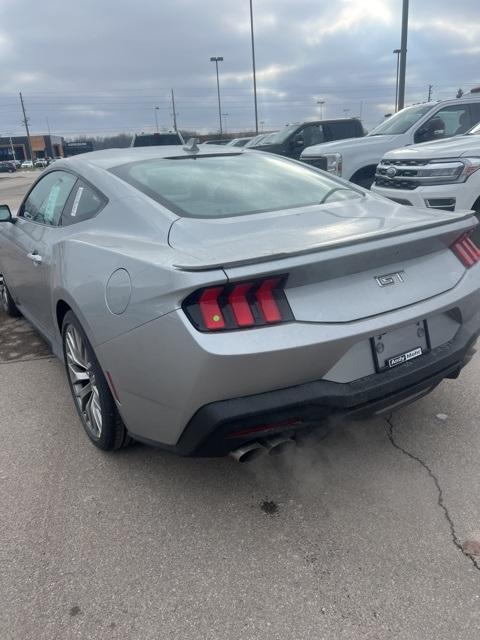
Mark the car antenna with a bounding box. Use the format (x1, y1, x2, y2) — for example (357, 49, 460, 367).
(183, 138, 200, 154)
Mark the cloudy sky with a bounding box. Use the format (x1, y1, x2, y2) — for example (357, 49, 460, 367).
(0, 0, 479, 138)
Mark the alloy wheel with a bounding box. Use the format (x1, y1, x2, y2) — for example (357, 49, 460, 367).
(64, 324, 103, 439)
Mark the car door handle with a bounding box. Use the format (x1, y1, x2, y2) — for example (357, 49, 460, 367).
(27, 252, 43, 265)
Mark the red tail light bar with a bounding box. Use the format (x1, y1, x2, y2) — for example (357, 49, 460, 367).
(183, 275, 294, 332)
(451, 233, 480, 268)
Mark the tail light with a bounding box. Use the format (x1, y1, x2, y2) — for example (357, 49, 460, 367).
(183, 275, 294, 332)
(451, 233, 480, 268)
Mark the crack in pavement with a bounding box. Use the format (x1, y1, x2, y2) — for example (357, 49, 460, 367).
(385, 413, 480, 572)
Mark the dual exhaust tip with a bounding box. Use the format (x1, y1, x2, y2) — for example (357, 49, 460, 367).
(229, 435, 296, 463)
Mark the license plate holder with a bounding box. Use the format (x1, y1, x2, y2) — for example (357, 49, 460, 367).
(371, 320, 430, 372)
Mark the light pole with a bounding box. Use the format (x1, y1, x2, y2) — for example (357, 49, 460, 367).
(210, 56, 224, 135)
(393, 48, 401, 112)
(154, 106, 160, 133)
(317, 100, 325, 119)
(260, 120, 265, 132)
(343, 108, 350, 117)
(397, 0, 409, 111)
(222, 112, 229, 134)
(249, 0, 259, 134)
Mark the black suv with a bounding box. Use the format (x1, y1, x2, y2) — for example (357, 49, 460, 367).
(249, 119, 364, 160)
(131, 132, 184, 147)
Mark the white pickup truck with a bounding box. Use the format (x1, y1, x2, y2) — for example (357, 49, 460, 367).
(300, 96, 480, 189)
(371, 123, 480, 214)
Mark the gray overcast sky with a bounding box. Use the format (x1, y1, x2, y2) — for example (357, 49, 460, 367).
(0, 0, 479, 137)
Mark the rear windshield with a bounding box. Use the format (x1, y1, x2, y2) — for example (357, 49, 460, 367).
(110, 152, 361, 218)
(133, 134, 182, 147)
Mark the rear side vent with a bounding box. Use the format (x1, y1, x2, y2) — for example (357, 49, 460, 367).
(451, 233, 480, 268)
(183, 275, 294, 332)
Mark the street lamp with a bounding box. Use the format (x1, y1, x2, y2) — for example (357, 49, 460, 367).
(210, 56, 224, 135)
(249, 0, 259, 134)
(316, 100, 326, 119)
(393, 49, 401, 112)
(222, 112, 229, 134)
(154, 106, 160, 133)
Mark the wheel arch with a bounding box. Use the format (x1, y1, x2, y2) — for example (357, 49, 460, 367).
(350, 164, 378, 187)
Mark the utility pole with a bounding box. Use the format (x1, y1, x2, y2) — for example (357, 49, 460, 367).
(19, 92, 34, 161)
(9, 136, 16, 163)
(397, 0, 409, 111)
(154, 106, 160, 133)
(249, 0, 259, 134)
(427, 84, 433, 101)
(46, 117, 52, 136)
(171, 89, 178, 131)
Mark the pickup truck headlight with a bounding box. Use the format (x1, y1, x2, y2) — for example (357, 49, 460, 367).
(416, 157, 480, 184)
(325, 153, 342, 176)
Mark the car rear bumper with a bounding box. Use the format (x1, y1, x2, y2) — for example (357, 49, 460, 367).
(134, 325, 478, 456)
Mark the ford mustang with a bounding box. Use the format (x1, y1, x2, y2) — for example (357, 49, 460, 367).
(0, 142, 479, 462)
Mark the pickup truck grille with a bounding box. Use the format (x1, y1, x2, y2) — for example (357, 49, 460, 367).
(374, 158, 430, 190)
(301, 157, 327, 171)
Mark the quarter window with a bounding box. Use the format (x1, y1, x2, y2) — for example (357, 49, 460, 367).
(62, 180, 106, 225)
(22, 171, 77, 226)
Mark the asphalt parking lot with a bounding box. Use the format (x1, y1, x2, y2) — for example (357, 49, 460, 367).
(1, 175, 480, 639)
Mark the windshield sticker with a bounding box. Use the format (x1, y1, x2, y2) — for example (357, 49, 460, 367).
(43, 184, 61, 222)
(71, 187, 84, 217)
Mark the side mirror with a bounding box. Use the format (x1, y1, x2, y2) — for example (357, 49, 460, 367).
(292, 135, 304, 147)
(417, 117, 445, 142)
(0, 204, 13, 222)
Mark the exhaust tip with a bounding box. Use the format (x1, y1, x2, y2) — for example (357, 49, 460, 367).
(262, 436, 296, 456)
(229, 442, 267, 463)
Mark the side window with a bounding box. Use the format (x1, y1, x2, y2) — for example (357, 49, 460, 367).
(22, 171, 77, 226)
(415, 105, 473, 143)
(297, 125, 324, 147)
(61, 180, 107, 226)
(469, 103, 480, 130)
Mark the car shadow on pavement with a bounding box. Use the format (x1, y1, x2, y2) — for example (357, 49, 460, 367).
(0, 310, 51, 362)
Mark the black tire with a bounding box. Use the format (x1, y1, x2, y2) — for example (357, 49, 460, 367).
(0, 276, 21, 317)
(62, 311, 132, 451)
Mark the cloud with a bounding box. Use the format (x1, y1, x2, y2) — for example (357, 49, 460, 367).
(0, 0, 478, 135)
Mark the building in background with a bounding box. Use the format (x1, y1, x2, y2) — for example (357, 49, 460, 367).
(0, 134, 64, 162)
(63, 140, 94, 156)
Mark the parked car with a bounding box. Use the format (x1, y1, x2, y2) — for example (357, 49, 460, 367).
(244, 133, 272, 147)
(0, 147, 479, 460)
(372, 121, 480, 217)
(226, 137, 253, 147)
(0, 161, 16, 173)
(202, 139, 230, 145)
(21, 160, 33, 169)
(131, 131, 184, 147)
(34, 158, 48, 168)
(250, 119, 364, 160)
(301, 95, 480, 189)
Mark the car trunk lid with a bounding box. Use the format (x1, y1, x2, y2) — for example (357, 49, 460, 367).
(169, 198, 477, 323)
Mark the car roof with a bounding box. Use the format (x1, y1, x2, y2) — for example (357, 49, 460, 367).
(52, 145, 244, 171)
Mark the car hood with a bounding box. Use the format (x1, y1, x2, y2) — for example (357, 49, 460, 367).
(301, 135, 398, 158)
(382, 135, 480, 160)
(168, 195, 472, 270)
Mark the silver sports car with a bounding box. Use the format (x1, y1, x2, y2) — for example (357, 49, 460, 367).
(0, 142, 479, 461)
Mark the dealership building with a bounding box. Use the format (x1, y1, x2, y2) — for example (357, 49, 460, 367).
(0, 134, 64, 162)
